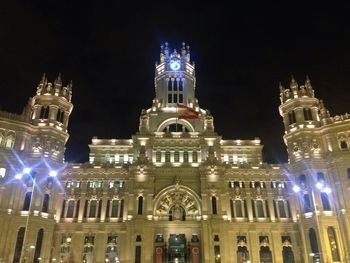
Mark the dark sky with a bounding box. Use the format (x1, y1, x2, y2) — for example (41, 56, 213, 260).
(0, 2, 350, 163)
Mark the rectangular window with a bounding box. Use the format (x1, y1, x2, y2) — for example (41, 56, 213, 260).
(168, 94, 172, 103)
(192, 151, 198, 163)
(173, 94, 178, 103)
(89, 200, 97, 218)
(174, 151, 179, 162)
(89, 181, 102, 188)
(67, 181, 80, 188)
(156, 150, 161, 162)
(278, 200, 287, 218)
(214, 245, 221, 263)
(109, 181, 124, 189)
(235, 200, 243, 217)
(256, 200, 265, 217)
(183, 151, 189, 162)
(135, 245, 141, 263)
(165, 151, 170, 162)
(179, 93, 183, 103)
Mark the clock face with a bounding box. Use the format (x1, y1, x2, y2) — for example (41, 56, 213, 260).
(170, 61, 180, 71)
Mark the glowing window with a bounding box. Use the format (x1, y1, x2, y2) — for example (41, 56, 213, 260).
(0, 168, 6, 178)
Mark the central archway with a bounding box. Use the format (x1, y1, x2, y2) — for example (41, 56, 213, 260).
(153, 183, 201, 221)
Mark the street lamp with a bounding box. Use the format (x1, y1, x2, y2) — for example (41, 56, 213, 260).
(15, 167, 58, 263)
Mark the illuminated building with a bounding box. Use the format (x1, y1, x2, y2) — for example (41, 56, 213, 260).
(0, 43, 349, 263)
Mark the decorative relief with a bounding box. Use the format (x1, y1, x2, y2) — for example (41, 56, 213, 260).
(107, 188, 125, 200)
(86, 187, 103, 199)
(251, 187, 267, 199)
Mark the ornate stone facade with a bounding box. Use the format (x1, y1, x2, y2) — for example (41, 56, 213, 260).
(0, 44, 350, 263)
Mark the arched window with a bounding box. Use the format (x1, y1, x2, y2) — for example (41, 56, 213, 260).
(212, 196, 218, 215)
(259, 246, 272, 263)
(303, 194, 312, 212)
(298, 174, 307, 186)
(33, 229, 44, 263)
(340, 140, 348, 149)
(179, 79, 183, 91)
(321, 192, 331, 211)
(23, 192, 32, 211)
(309, 228, 319, 256)
(137, 196, 143, 215)
(316, 172, 325, 181)
(5, 135, 14, 148)
(327, 227, 340, 261)
(66, 200, 75, 218)
(173, 79, 178, 91)
(13, 227, 26, 263)
(42, 194, 50, 213)
(282, 236, 295, 263)
(303, 108, 313, 121)
(167, 79, 172, 91)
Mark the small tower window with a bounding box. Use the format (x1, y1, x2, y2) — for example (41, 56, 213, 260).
(212, 196, 218, 215)
(183, 151, 189, 162)
(167, 79, 172, 91)
(340, 140, 348, 149)
(179, 79, 183, 91)
(56, 109, 65, 123)
(165, 150, 170, 162)
(288, 111, 296, 124)
(42, 194, 50, 213)
(156, 150, 161, 162)
(173, 79, 178, 91)
(321, 192, 331, 211)
(137, 196, 143, 215)
(303, 108, 313, 121)
(192, 150, 198, 163)
(39, 106, 50, 119)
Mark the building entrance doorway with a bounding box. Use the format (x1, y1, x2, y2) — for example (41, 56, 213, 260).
(168, 234, 187, 263)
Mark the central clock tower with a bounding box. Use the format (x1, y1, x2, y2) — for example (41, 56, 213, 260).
(154, 42, 197, 108)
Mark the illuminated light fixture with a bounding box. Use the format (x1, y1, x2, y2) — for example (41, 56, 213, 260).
(323, 187, 332, 194)
(315, 182, 323, 189)
(66, 237, 72, 243)
(49, 170, 58, 177)
(292, 185, 301, 193)
(23, 167, 31, 174)
(29, 245, 35, 249)
(15, 173, 23, 179)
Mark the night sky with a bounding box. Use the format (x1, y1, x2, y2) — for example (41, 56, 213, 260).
(0, 2, 349, 163)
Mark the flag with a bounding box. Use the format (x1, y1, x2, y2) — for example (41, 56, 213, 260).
(177, 103, 199, 119)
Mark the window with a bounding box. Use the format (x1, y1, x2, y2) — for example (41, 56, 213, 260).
(212, 196, 218, 215)
(235, 200, 243, 217)
(303, 194, 312, 212)
(39, 106, 50, 119)
(13, 227, 25, 263)
(282, 236, 295, 263)
(347, 168, 350, 179)
(137, 196, 143, 215)
(109, 200, 118, 217)
(165, 150, 170, 162)
(42, 194, 50, 213)
(135, 245, 141, 263)
(256, 200, 265, 217)
(66, 200, 75, 218)
(288, 111, 296, 124)
(174, 150, 179, 162)
(56, 109, 65, 123)
(316, 172, 325, 181)
(303, 108, 313, 121)
(109, 181, 124, 189)
(183, 151, 189, 162)
(192, 151, 198, 163)
(340, 140, 348, 149)
(5, 135, 14, 148)
(89, 200, 98, 218)
(89, 181, 102, 188)
(33, 229, 44, 263)
(23, 192, 32, 211)
(321, 192, 331, 211)
(309, 228, 319, 257)
(156, 150, 161, 162)
(66, 181, 80, 188)
(327, 227, 340, 261)
(278, 200, 287, 218)
(0, 167, 6, 178)
(167, 78, 184, 105)
(214, 245, 221, 263)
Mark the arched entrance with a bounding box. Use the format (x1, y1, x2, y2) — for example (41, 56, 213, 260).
(168, 234, 187, 263)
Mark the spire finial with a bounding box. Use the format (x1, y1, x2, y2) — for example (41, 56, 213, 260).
(40, 72, 47, 85)
(54, 73, 62, 87)
(305, 75, 311, 86)
(290, 75, 298, 91)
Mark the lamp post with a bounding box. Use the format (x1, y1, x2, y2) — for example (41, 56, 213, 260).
(15, 167, 57, 263)
(293, 182, 331, 263)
